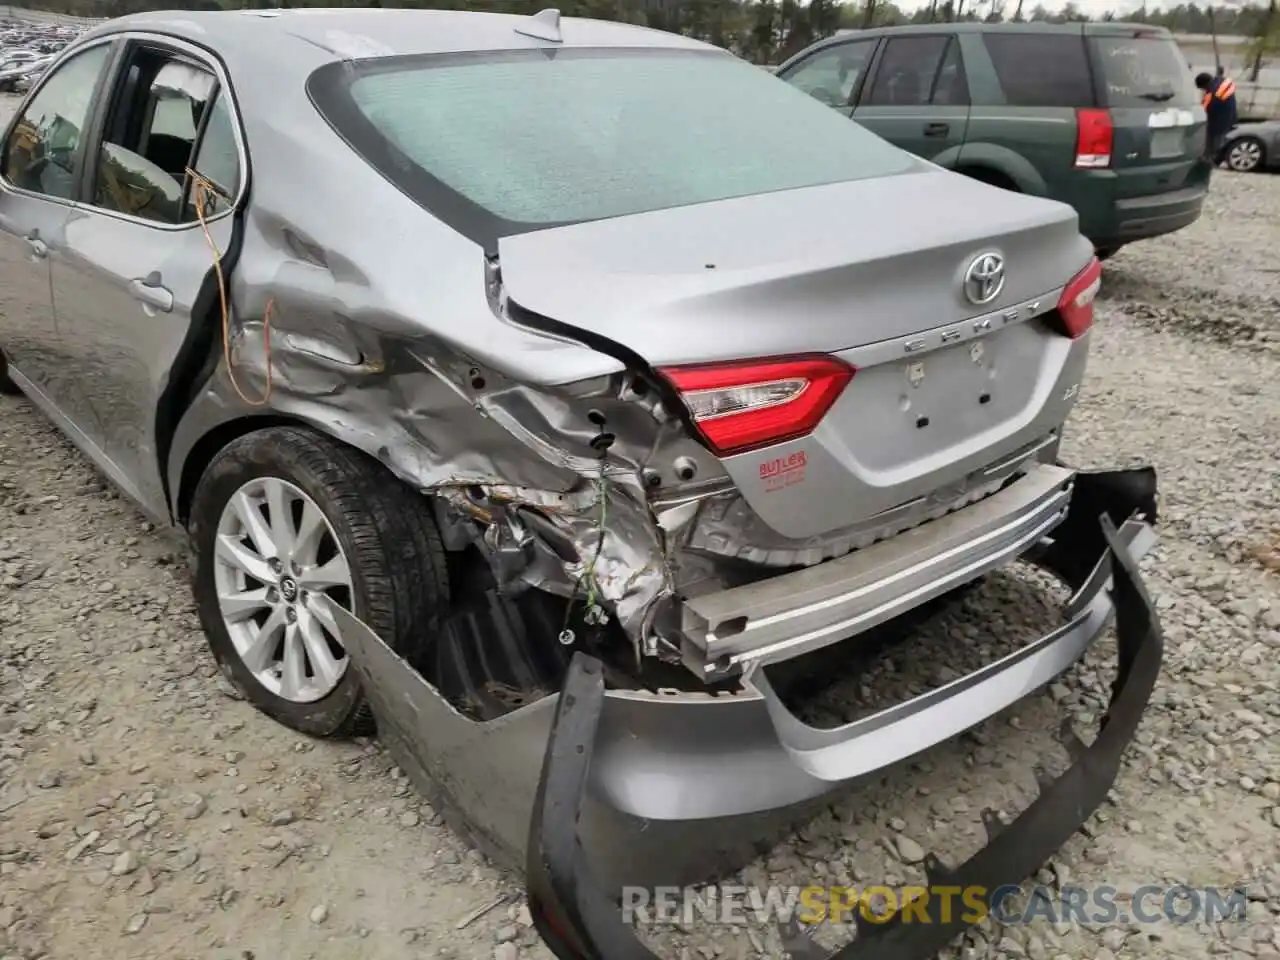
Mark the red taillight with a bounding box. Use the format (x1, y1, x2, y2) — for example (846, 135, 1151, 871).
(658, 355, 854, 457)
(1055, 256, 1103, 338)
(1075, 108, 1113, 169)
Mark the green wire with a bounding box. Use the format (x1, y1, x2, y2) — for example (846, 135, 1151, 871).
(583, 472, 608, 609)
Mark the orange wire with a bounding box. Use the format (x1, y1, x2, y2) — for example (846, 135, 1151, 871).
(186, 167, 272, 407)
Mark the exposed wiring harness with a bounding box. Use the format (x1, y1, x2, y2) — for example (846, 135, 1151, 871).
(559, 458, 611, 646)
(186, 166, 274, 408)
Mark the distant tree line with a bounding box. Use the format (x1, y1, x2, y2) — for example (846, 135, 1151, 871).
(16, 0, 1280, 68)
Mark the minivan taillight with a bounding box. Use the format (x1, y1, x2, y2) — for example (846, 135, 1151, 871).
(658, 355, 855, 457)
(1054, 256, 1103, 338)
(1075, 108, 1113, 169)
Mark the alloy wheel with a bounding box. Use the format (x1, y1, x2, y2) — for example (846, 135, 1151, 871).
(1227, 139, 1263, 173)
(213, 477, 355, 703)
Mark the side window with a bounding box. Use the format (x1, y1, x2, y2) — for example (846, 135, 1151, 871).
(982, 34, 1095, 108)
(184, 90, 240, 220)
(1, 43, 111, 200)
(779, 40, 878, 110)
(932, 39, 970, 106)
(865, 36, 951, 107)
(93, 53, 216, 224)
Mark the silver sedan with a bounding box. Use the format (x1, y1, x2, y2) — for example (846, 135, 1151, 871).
(0, 9, 1163, 955)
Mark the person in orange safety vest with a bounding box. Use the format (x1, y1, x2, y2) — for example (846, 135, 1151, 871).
(1195, 71, 1238, 162)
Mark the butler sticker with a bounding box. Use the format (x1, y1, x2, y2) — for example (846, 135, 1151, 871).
(760, 451, 806, 493)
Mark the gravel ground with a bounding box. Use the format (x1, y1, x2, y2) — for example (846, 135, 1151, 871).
(2, 86, 1279, 960)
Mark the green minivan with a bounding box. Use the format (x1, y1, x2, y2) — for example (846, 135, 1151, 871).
(775, 22, 1211, 259)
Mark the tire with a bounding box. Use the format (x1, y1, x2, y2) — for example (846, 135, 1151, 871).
(1225, 137, 1265, 174)
(188, 425, 449, 738)
(1095, 245, 1122, 262)
(958, 167, 1021, 193)
(0, 349, 23, 396)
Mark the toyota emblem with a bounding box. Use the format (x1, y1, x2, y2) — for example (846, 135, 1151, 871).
(963, 252, 1006, 306)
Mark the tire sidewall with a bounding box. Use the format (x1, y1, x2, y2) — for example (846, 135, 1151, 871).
(190, 438, 372, 736)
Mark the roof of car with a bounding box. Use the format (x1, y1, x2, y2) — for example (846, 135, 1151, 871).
(781, 19, 1174, 68)
(82, 7, 714, 59)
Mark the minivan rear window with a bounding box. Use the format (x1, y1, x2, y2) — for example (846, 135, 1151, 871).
(308, 48, 918, 244)
(1090, 36, 1201, 107)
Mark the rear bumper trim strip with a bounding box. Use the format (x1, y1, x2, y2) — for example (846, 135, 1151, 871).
(681, 462, 1075, 675)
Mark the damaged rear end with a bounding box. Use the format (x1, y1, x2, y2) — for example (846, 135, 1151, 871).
(303, 33, 1163, 959)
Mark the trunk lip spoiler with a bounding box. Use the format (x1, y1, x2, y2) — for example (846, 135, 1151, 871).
(526, 469, 1164, 960)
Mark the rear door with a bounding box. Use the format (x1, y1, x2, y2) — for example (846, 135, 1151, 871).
(1085, 26, 1207, 199)
(51, 36, 243, 518)
(853, 34, 970, 163)
(774, 37, 880, 116)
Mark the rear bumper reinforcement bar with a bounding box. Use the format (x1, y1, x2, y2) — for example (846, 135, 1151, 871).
(680, 462, 1075, 676)
(527, 467, 1164, 960)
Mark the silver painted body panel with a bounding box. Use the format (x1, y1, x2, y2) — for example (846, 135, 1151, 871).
(324, 516, 1155, 842)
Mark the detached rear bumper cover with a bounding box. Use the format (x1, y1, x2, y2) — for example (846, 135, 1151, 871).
(526, 472, 1164, 960)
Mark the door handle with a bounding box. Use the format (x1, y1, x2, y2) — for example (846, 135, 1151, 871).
(129, 276, 174, 313)
(924, 122, 950, 138)
(25, 233, 47, 258)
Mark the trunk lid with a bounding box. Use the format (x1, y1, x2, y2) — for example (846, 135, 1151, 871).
(499, 169, 1095, 540)
(1086, 27, 1207, 199)
(498, 168, 1085, 366)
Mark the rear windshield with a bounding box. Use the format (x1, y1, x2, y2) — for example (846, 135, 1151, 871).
(1090, 36, 1201, 107)
(307, 48, 917, 243)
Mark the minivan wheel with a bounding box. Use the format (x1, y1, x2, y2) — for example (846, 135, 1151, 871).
(188, 426, 449, 738)
(1226, 137, 1265, 173)
(0, 349, 23, 396)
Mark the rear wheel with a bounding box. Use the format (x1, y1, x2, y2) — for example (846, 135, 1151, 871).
(1225, 137, 1265, 173)
(957, 167, 1021, 193)
(0, 349, 23, 396)
(188, 426, 449, 738)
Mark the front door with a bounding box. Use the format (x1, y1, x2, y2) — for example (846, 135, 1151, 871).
(775, 38, 880, 116)
(854, 35, 971, 165)
(0, 41, 113, 395)
(51, 38, 243, 519)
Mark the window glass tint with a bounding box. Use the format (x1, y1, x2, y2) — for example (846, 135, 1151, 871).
(983, 34, 1094, 108)
(779, 40, 877, 110)
(866, 36, 949, 107)
(932, 39, 970, 105)
(185, 90, 240, 219)
(326, 49, 915, 234)
(95, 58, 215, 223)
(2, 43, 110, 200)
(1091, 36, 1200, 107)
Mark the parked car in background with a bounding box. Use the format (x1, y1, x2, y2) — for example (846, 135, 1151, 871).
(777, 22, 1211, 261)
(1217, 119, 1280, 173)
(0, 54, 51, 93)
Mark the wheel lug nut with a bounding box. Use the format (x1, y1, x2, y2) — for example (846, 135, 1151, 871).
(266, 588, 279, 603)
(286, 608, 297, 623)
(268, 558, 282, 573)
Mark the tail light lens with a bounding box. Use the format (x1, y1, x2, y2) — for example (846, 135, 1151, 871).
(658, 355, 854, 456)
(1075, 108, 1113, 168)
(1054, 256, 1103, 338)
